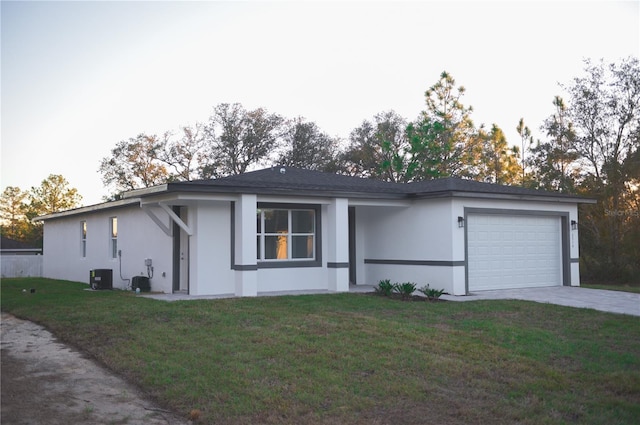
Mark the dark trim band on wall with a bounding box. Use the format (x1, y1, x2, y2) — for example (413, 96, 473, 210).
(327, 262, 349, 268)
(570, 258, 580, 263)
(257, 260, 321, 269)
(233, 261, 322, 269)
(364, 259, 465, 267)
(233, 264, 258, 271)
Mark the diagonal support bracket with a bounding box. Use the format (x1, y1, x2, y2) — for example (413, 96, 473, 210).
(142, 206, 172, 237)
(159, 202, 193, 236)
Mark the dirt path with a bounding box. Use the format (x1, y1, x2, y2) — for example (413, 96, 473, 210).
(1, 312, 189, 425)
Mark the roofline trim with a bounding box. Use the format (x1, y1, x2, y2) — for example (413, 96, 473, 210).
(137, 184, 409, 200)
(410, 190, 596, 203)
(0, 249, 42, 253)
(122, 184, 168, 199)
(36, 198, 141, 221)
(152, 180, 596, 203)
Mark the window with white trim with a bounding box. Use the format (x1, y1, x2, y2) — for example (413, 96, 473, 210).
(109, 217, 118, 259)
(256, 208, 316, 261)
(81, 220, 87, 257)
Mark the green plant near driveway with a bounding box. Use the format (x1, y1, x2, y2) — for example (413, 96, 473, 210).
(393, 281, 417, 300)
(2, 278, 640, 425)
(374, 279, 394, 296)
(418, 284, 446, 300)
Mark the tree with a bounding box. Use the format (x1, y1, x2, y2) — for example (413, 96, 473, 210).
(619, 146, 640, 275)
(405, 71, 479, 180)
(376, 111, 411, 182)
(525, 57, 640, 281)
(99, 133, 170, 196)
(202, 103, 284, 177)
(404, 117, 447, 180)
(96, 102, 290, 195)
(545, 96, 579, 192)
(27, 174, 82, 217)
(0, 186, 29, 241)
(277, 117, 342, 172)
(160, 123, 210, 181)
(563, 57, 640, 281)
(567, 58, 640, 189)
(527, 96, 580, 192)
(1, 175, 82, 247)
(516, 118, 535, 186)
(475, 124, 522, 185)
(342, 110, 409, 182)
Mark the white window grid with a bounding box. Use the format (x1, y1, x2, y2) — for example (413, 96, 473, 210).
(257, 209, 315, 261)
(81, 220, 87, 258)
(110, 217, 118, 259)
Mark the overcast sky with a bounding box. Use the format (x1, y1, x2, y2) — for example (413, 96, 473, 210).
(2, 0, 638, 206)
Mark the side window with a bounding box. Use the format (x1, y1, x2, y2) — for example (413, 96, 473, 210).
(81, 220, 87, 257)
(110, 217, 118, 259)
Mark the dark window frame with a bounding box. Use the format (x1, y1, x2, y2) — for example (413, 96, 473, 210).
(258, 208, 315, 261)
(257, 203, 322, 268)
(231, 202, 322, 269)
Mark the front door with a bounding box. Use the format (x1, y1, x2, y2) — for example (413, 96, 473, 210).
(172, 206, 189, 293)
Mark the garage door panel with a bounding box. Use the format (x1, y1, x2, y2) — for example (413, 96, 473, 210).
(467, 214, 562, 291)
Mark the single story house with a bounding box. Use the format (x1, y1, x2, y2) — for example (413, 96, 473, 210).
(37, 167, 594, 296)
(1, 236, 42, 255)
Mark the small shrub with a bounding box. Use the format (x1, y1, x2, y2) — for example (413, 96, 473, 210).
(418, 284, 446, 301)
(394, 282, 417, 300)
(374, 279, 395, 296)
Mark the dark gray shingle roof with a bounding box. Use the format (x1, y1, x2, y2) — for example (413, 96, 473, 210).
(1, 236, 40, 250)
(182, 167, 401, 193)
(406, 177, 587, 199)
(163, 167, 591, 202)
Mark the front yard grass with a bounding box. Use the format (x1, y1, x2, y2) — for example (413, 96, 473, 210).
(2, 278, 639, 424)
(582, 282, 640, 294)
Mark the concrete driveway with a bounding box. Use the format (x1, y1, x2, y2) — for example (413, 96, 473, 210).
(442, 286, 640, 317)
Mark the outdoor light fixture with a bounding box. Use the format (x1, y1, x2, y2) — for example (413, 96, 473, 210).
(571, 220, 577, 230)
(458, 216, 465, 228)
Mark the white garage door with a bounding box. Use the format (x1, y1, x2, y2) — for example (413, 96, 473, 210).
(467, 214, 562, 292)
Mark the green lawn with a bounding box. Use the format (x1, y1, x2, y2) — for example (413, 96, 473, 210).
(582, 283, 640, 294)
(2, 278, 639, 425)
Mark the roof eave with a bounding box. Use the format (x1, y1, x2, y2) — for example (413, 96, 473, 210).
(411, 190, 597, 203)
(122, 184, 169, 199)
(36, 198, 142, 221)
(1, 249, 42, 253)
(153, 184, 407, 200)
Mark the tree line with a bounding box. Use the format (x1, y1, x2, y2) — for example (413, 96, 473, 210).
(2, 57, 637, 282)
(97, 71, 527, 194)
(1, 175, 82, 247)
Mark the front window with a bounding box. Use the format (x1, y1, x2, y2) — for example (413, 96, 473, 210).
(81, 221, 87, 257)
(110, 217, 118, 259)
(257, 208, 315, 261)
